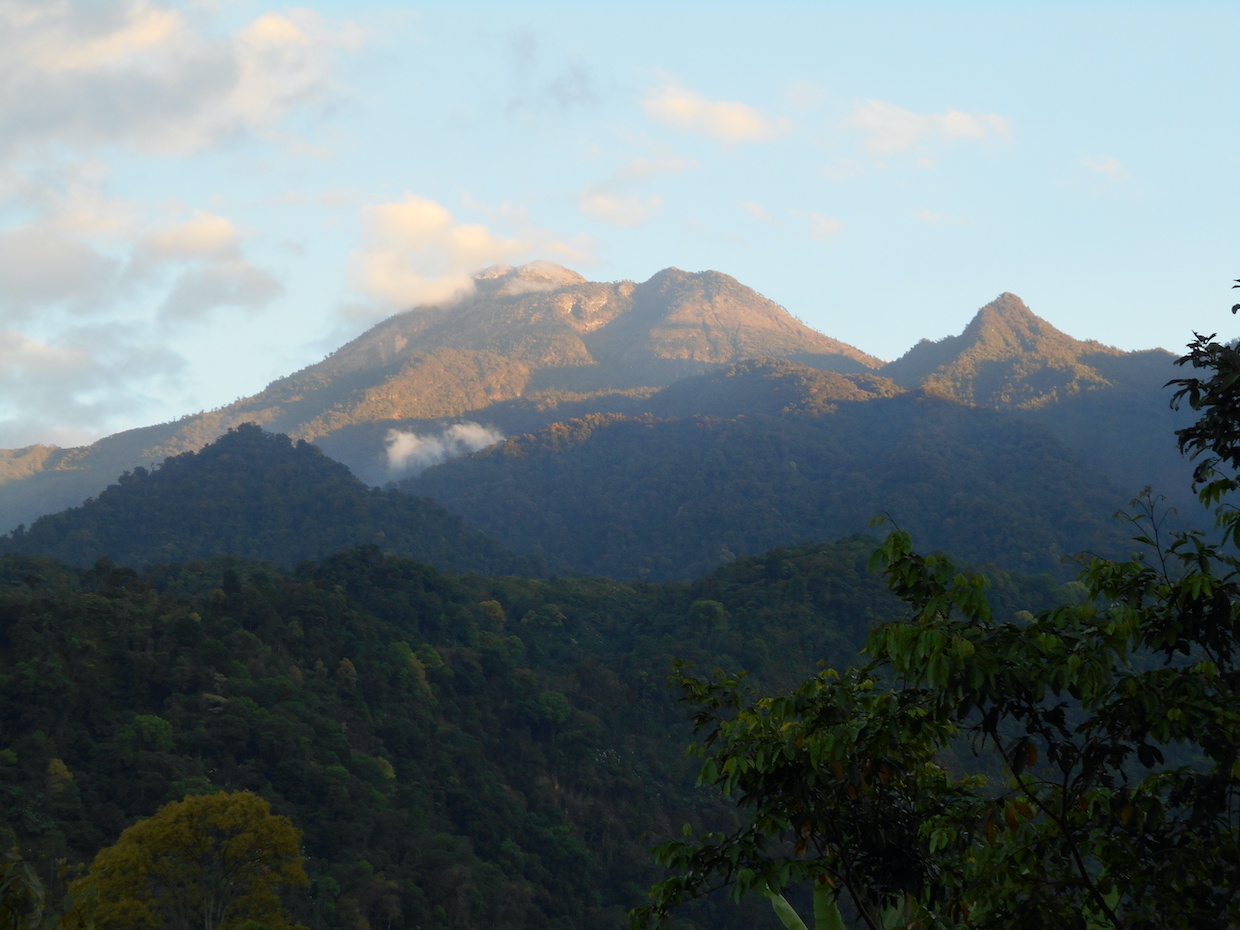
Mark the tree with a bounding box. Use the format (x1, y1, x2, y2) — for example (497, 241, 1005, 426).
(76, 791, 308, 930)
(0, 849, 44, 930)
(635, 288, 1240, 930)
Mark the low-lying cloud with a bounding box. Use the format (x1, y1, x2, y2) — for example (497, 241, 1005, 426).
(385, 422, 504, 475)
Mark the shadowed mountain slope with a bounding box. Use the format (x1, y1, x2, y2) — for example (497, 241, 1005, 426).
(404, 362, 1135, 581)
(880, 292, 1192, 507)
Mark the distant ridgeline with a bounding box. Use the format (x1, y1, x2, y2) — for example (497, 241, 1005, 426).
(0, 266, 1192, 541)
(1, 387, 1138, 582)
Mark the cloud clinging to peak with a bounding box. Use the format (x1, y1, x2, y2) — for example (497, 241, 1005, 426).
(353, 194, 529, 312)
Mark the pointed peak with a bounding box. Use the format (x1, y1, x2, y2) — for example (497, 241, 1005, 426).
(960, 292, 1073, 351)
(971, 292, 1037, 323)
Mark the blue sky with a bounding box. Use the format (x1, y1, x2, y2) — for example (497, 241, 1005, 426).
(1, 0, 1236, 449)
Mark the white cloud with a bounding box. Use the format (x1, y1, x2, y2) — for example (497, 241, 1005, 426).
(643, 84, 787, 144)
(0, 2, 365, 157)
(0, 325, 183, 448)
(913, 208, 973, 227)
(146, 211, 241, 258)
(809, 213, 844, 240)
(819, 158, 866, 181)
(0, 168, 283, 329)
(844, 100, 1010, 156)
(385, 422, 504, 475)
(353, 194, 530, 311)
(0, 225, 120, 318)
(617, 155, 699, 181)
(578, 190, 663, 228)
(157, 259, 282, 323)
(1083, 155, 1130, 180)
(541, 234, 600, 269)
(742, 202, 776, 224)
(502, 31, 598, 118)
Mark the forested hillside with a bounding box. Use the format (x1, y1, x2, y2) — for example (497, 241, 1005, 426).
(0, 425, 537, 575)
(407, 390, 1134, 580)
(0, 537, 1068, 929)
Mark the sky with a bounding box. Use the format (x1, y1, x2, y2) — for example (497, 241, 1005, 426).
(0, 0, 1237, 450)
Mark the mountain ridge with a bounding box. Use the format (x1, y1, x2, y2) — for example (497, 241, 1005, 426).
(0, 267, 1184, 532)
(882, 291, 1138, 408)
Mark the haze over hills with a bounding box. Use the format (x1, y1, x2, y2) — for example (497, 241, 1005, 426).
(0, 263, 1190, 536)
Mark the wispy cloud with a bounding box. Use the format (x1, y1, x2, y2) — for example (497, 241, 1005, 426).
(0, 324, 183, 448)
(1082, 155, 1130, 180)
(809, 213, 844, 240)
(0, 169, 283, 329)
(785, 208, 845, 242)
(503, 30, 598, 119)
(643, 84, 788, 144)
(0, 2, 365, 158)
(913, 209, 973, 227)
(385, 422, 504, 475)
(844, 100, 1010, 157)
(742, 202, 777, 224)
(617, 155, 699, 181)
(578, 190, 663, 228)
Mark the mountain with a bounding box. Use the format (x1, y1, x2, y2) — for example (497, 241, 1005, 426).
(884, 292, 1148, 406)
(0, 264, 879, 532)
(0, 424, 537, 574)
(882, 292, 1193, 509)
(2, 357, 1135, 581)
(403, 362, 1135, 580)
(0, 276, 1194, 581)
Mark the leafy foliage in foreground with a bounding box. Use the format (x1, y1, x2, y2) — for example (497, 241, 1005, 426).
(637, 316, 1240, 929)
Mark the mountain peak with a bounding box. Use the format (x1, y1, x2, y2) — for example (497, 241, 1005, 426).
(474, 261, 586, 296)
(960, 292, 1072, 352)
(883, 292, 1124, 407)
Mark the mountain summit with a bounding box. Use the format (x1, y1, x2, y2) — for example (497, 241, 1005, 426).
(309, 262, 877, 391)
(0, 264, 878, 529)
(882, 292, 1125, 408)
